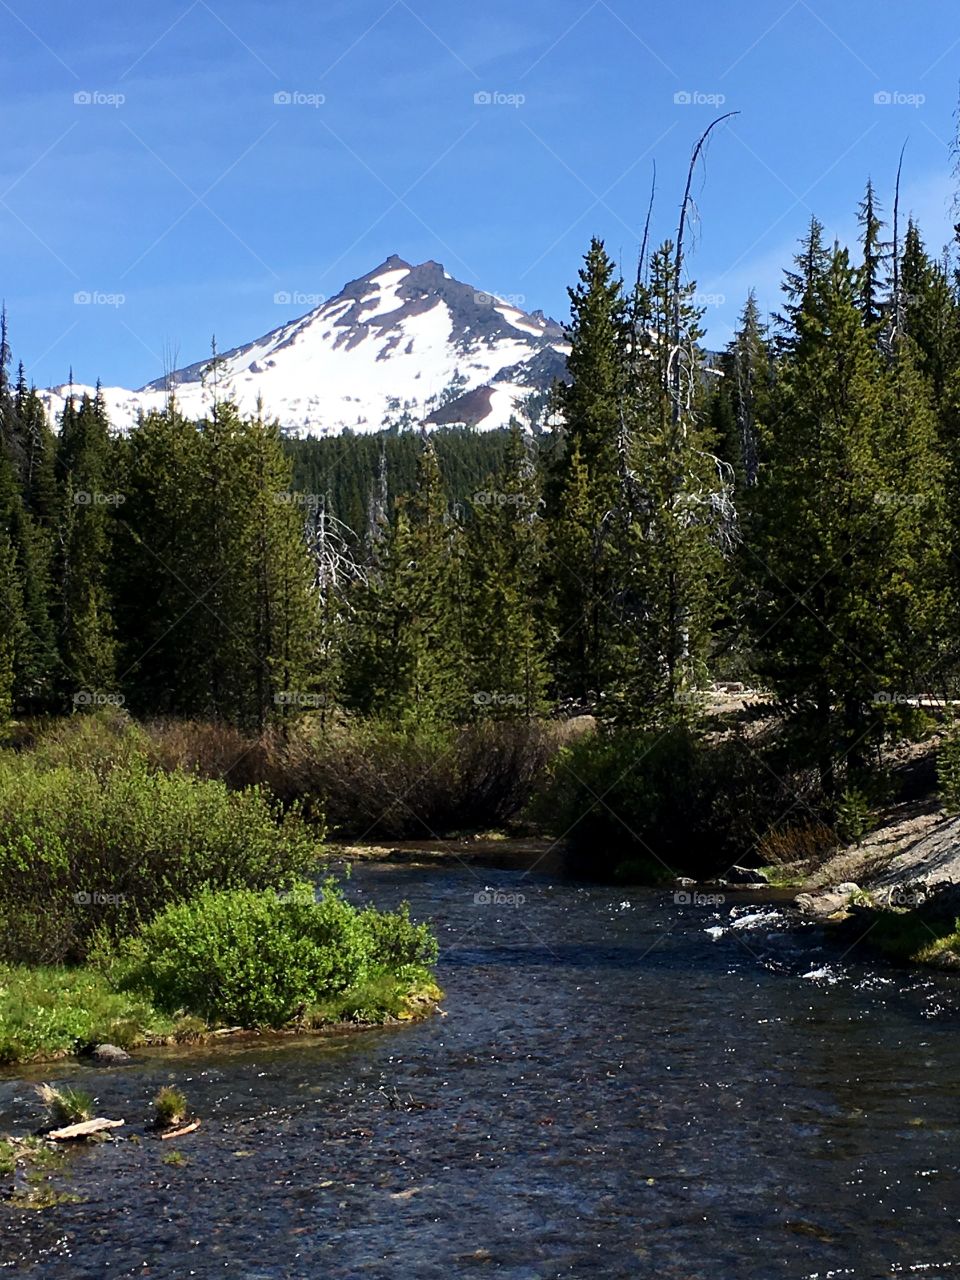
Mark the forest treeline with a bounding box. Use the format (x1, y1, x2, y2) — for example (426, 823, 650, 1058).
(2, 176, 960, 809)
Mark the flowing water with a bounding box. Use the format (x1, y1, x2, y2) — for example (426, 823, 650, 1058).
(1, 861, 959, 1279)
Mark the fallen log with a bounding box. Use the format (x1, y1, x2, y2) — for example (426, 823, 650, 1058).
(160, 1119, 201, 1141)
(48, 1118, 125, 1141)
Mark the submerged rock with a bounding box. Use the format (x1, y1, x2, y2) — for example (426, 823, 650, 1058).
(89, 1044, 131, 1064)
(795, 883, 860, 918)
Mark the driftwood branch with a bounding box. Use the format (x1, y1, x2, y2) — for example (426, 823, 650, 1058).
(48, 1118, 125, 1142)
(160, 1119, 201, 1141)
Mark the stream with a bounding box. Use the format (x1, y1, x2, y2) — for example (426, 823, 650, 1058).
(1, 860, 959, 1278)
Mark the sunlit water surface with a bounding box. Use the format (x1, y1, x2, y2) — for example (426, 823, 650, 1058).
(1, 862, 958, 1278)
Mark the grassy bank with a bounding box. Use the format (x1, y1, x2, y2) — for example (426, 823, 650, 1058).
(0, 964, 442, 1066)
(829, 901, 960, 970)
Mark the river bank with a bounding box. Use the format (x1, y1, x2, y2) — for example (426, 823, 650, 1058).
(0, 966, 443, 1067)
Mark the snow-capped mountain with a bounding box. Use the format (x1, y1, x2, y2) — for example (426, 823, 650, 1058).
(40, 256, 570, 436)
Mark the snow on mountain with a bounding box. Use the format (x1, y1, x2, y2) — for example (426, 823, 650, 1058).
(40, 256, 570, 436)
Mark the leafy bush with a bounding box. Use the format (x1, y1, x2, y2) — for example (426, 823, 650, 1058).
(532, 724, 828, 879)
(17, 710, 562, 839)
(0, 752, 323, 964)
(280, 717, 561, 838)
(118, 882, 437, 1029)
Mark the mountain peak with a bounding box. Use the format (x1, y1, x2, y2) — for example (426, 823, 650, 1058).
(364, 253, 413, 279)
(42, 256, 571, 438)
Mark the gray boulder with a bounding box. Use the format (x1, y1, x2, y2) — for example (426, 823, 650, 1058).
(89, 1043, 131, 1064)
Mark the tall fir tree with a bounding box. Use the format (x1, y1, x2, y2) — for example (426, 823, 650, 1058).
(53, 387, 117, 703)
(463, 426, 550, 718)
(857, 179, 889, 329)
(605, 241, 731, 725)
(545, 238, 628, 704)
(752, 244, 941, 789)
(344, 439, 466, 723)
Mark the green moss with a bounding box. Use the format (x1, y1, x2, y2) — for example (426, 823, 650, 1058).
(0, 1137, 77, 1211)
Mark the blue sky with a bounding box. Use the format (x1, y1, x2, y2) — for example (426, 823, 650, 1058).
(1, 0, 957, 389)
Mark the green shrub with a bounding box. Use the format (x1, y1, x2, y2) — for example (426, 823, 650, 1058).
(357, 901, 440, 978)
(285, 717, 560, 838)
(835, 787, 873, 846)
(119, 882, 436, 1029)
(531, 724, 827, 879)
(16, 711, 561, 839)
(0, 752, 323, 964)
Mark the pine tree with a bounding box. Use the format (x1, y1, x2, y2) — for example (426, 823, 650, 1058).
(545, 238, 628, 704)
(857, 179, 889, 329)
(0, 533, 23, 723)
(606, 241, 731, 724)
(53, 388, 117, 704)
(463, 426, 550, 718)
(776, 216, 831, 350)
(752, 245, 933, 788)
(901, 221, 956, 406)
(719, 291, 770, 489)
(111, 402, 207, 715)
(344, 439, 466, 723)
(114, 400, 318, 728)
